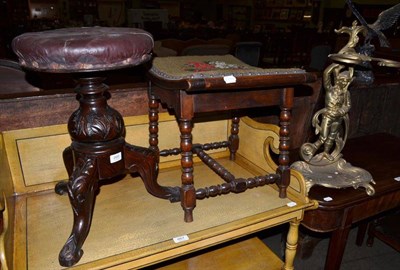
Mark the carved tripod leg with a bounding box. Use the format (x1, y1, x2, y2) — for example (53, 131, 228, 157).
(277, 87, 294, 198)
(124, 144, 180, 202)
(228, 116, 240, 161)
(58, 155, 98, 267)
(180, 119, 196, 222)
(55, 146, 74, 195)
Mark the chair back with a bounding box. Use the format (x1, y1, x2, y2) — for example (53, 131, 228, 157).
(0, 59, 40, 96)
(234, 41, 263, 66)
(181, 44, 231, 56)
(309, 45, 331, 71)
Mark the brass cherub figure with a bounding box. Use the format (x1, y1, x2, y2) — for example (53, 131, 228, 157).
(301, 63, 354, 163)
(300, 1, 400, 164)
(292, 53, 375, 194)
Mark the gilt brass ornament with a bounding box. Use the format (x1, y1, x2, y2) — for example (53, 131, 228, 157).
(292, 2, 400, 195)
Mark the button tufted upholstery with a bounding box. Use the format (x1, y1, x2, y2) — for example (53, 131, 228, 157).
(12, 27, 154, 72)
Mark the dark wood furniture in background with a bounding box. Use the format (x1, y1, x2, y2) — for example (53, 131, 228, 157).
(347, 76, 400, 139)
(0, 59, 41, 95)
(301, 133, 400, 270)
(366, 209, 400, 252)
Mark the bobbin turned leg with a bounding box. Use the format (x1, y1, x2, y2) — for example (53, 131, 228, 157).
(143, 86, 181, 201)
(148, 83, 160, 155)
(277, 87, 294, 198)
(228, 116, 240, 161)
(179, 119, 196, 222)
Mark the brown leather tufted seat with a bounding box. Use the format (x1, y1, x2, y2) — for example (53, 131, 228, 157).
(12, 27, 154, 72)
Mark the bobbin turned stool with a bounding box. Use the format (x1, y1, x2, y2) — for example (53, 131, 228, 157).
(12, 27, 170, 267)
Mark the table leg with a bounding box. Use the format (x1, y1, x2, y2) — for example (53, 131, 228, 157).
(277, 87, 294, 198)
(283, 219, 300, 270)
(179, 119, 196, 222)
(325, 227, 351, 270)
(228, 116, 240, 161)
(58, 153, 98, 267)
(146, 91, 180, 201)
(356, 222, 368, 246)
(124, 143, 180, 201)
(297, 231, 324, 259)
(0, 186, 9, 269)
(149, 90, 160, 156)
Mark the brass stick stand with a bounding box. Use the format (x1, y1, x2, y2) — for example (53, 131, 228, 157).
(292, 17, 400, 195)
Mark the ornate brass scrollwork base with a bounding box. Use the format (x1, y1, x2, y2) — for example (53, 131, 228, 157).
(292, 155, 375, 195)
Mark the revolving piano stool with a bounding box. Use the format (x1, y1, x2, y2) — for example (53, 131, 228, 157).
(12, 26, 156, 267)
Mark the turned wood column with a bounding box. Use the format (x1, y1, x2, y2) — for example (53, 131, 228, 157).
(284, 219, 301, 270)
(277, 87, 294, 198)
(148, 84, 160, 157)
(179, 119, 196, 222)
(229, 116, 240, 161)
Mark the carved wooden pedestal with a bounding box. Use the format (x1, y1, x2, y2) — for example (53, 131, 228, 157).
(54, 77, 166, 266)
